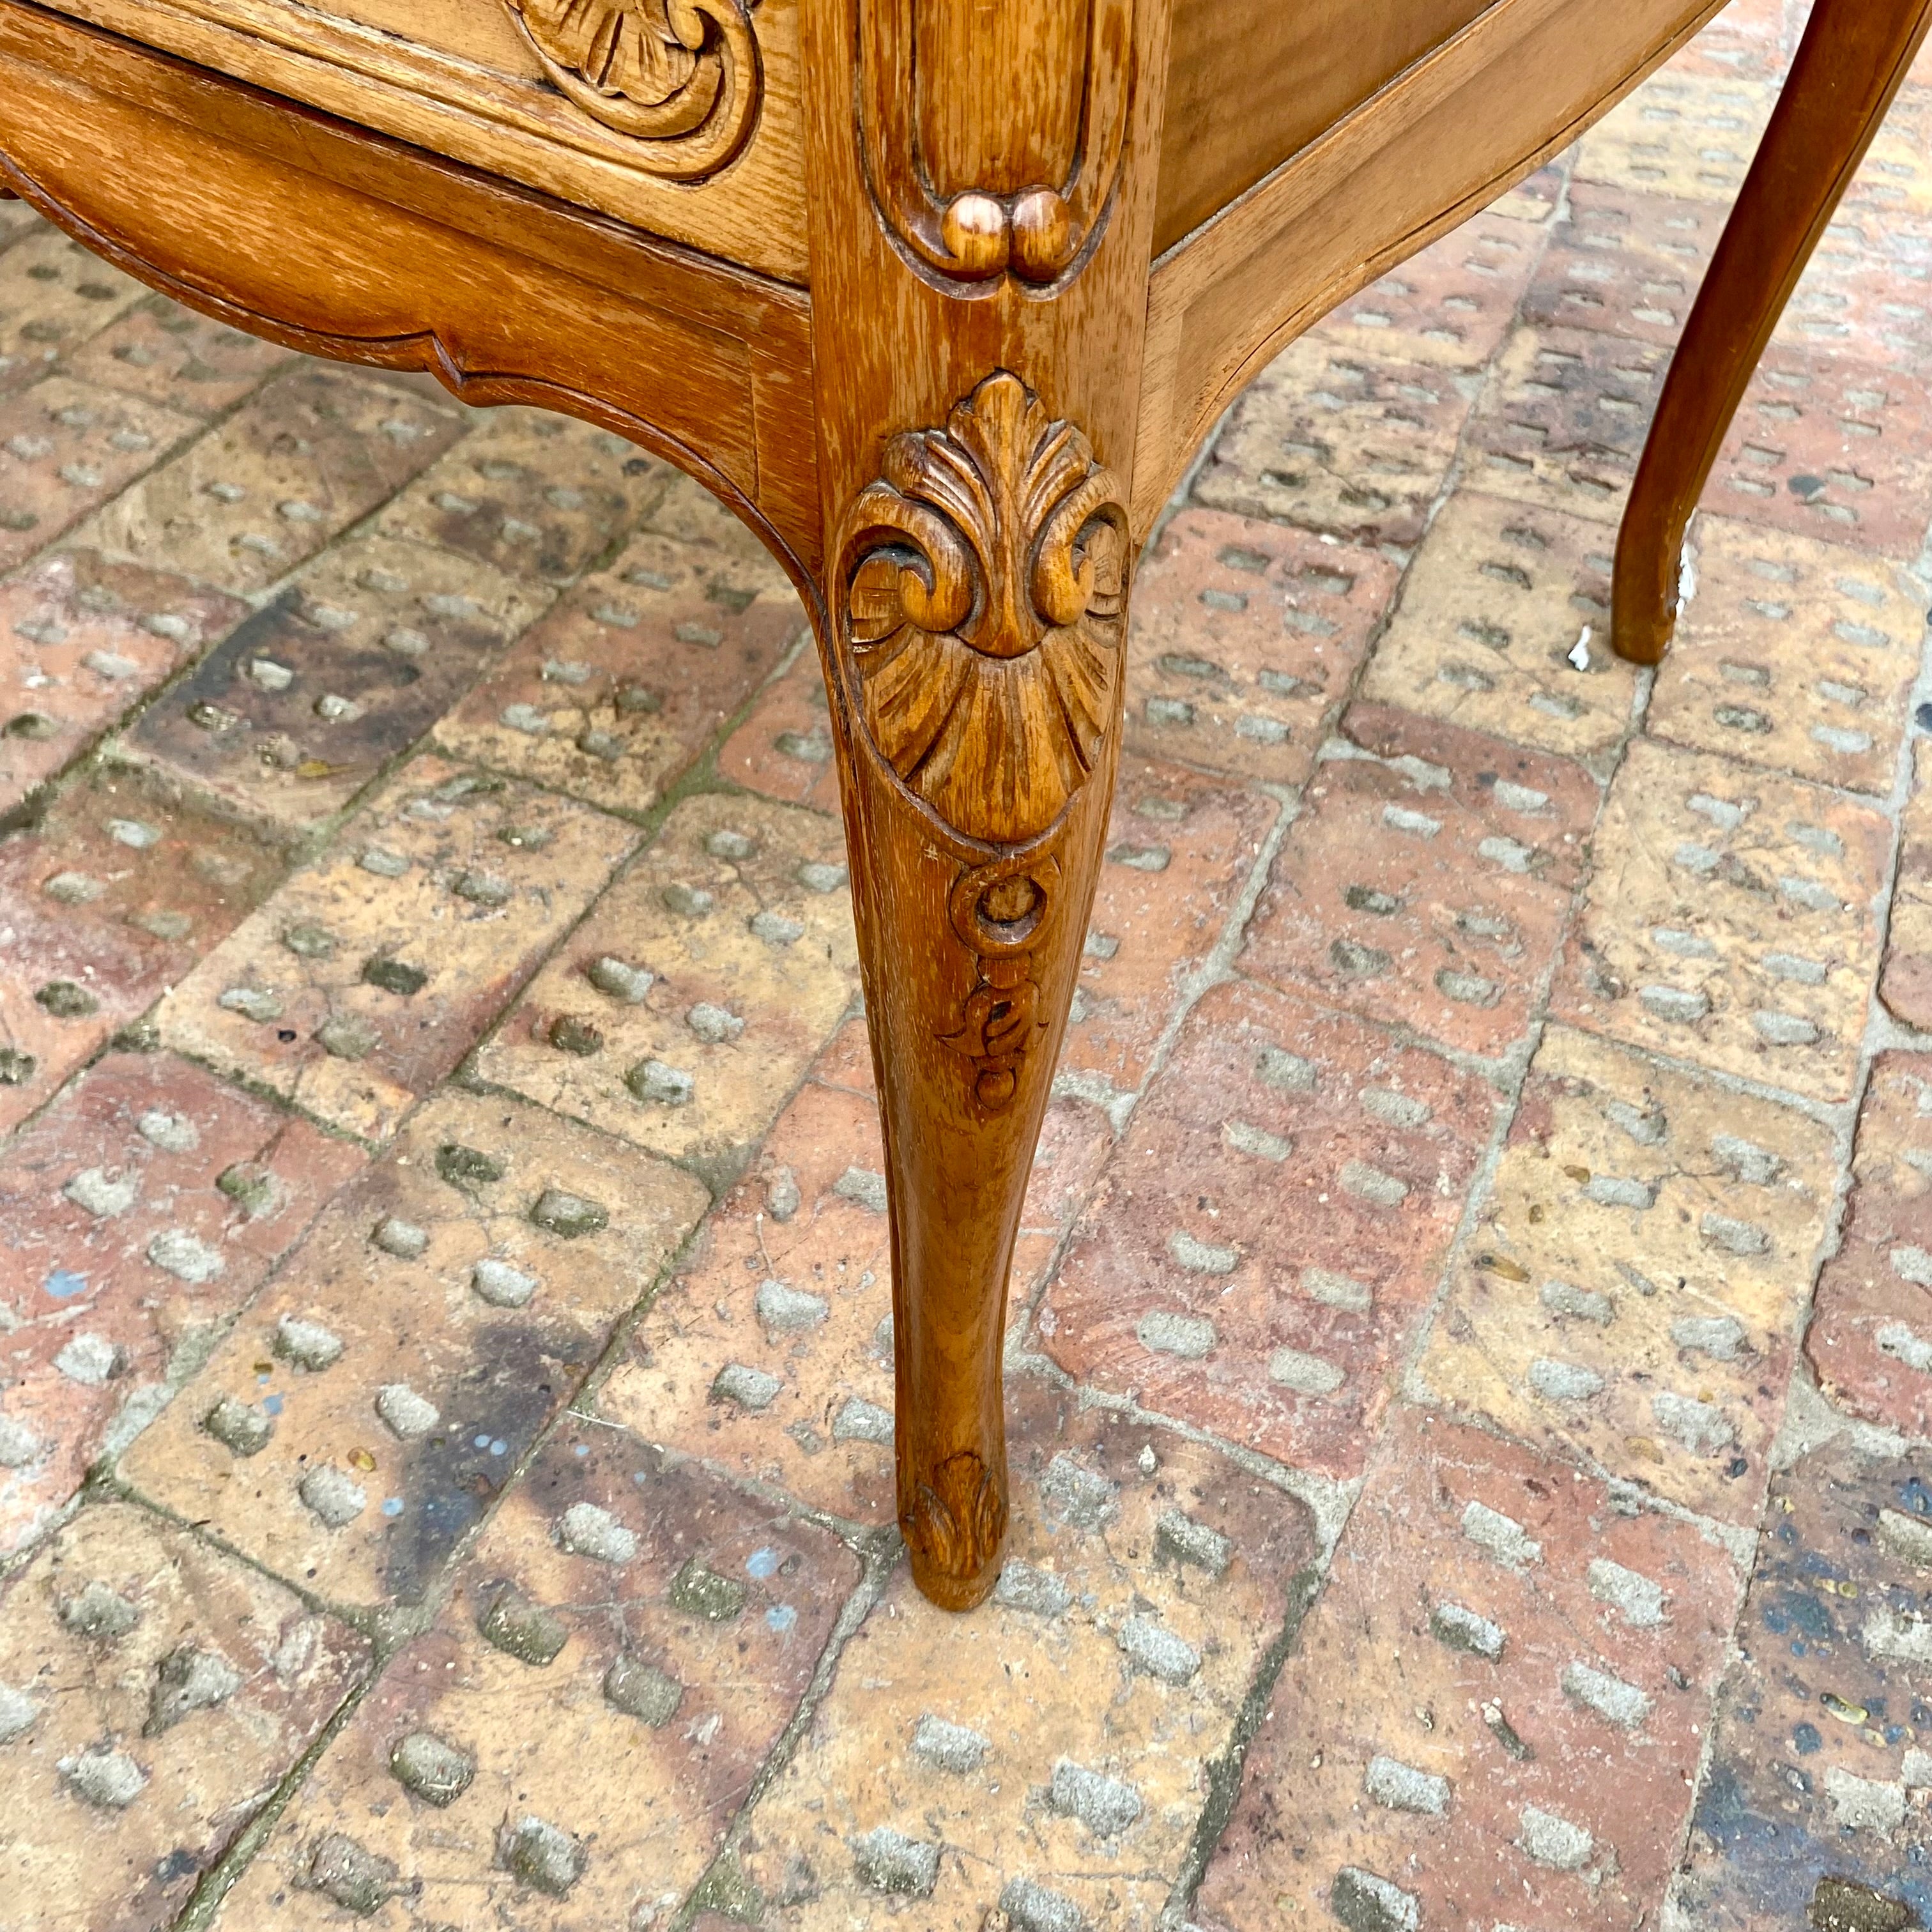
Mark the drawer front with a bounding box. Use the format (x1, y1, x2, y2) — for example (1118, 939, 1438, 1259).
(48, 0, 808, 280)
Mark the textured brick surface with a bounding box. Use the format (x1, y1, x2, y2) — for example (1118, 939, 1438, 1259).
(702, 1378, 1319, 1932)
(1357, 489, 1637, 762)
(1807, 1052, 1932, 1439)
(374, 406, 668, 585)
(121, 534, 551, 833)
(1315, 213, 1544, 371)
(208, 1418, 859, 1931)
(1061, 762, 1279, 1100)
(1669, 1439, 1932, 1931)
(1241, 703, 1599, 1061)
(1844, 88, 1932, 233)
(1414, 1024, 1839, 1521)
(77, 367, 464, 595)
(1197, 1406, 1746, 1932)
(63, 295, 295, 417)
(436, 523, 806, 817)
(472, 791, 859, 1178)
(119, 1087, 705, 1608)
(0, 200, 43, 253)
(0, 228, 144, 400)
(1560, 156, 1932, 377)
(1574, 75, 1774, 202)
(0, 550, 245, 816)
(0, 10, 1929, 1922)
(1124, 507, 1398, 784)
(1040, 977, 1496, 1476)
(1668, 0, 1798, 82)
(0, 376, 197, 573)
(0, 1052, 363, 1556)
(1463, 325, 1672, 523)
(716, 644, 844, 814)
(1703, 350, 1932, 559)
(1489, 157, 1567, 229)
(1883, 739, 1932, 1031)
(1552, 738, 1892, 1102)
(596, 1078, 901, 1526)
(1779, 206, 1932, 372)
(0, 1500, 371, 1932)
(1195, 338, 1476, 551)
(1522, 180, 1722, 348)
(155, 754, 637, 1142)
(0, 768, 285, 1136)
(599, 1073, 1099, 1526)
(1648, 515, 1928, 793)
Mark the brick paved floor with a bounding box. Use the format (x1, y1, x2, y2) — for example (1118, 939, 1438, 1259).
(5, 8, 1932, 1929)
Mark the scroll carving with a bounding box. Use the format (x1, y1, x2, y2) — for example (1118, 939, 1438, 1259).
(504, 0, 761, 177)
(834, 370, 1128, 1112)
(856, 0, 1133, 289)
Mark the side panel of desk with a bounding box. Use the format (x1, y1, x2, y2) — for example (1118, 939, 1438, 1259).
(1135, 0, 1724, 528)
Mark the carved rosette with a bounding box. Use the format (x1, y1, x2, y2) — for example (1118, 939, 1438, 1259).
(505, 0, 761, 177)
(834, 370, 1128, 1113)
(857, 0, 1133, 289)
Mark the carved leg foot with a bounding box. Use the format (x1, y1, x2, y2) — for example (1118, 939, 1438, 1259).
(819, 371, 1130, 1610)
(1613, 0, 1932, 665)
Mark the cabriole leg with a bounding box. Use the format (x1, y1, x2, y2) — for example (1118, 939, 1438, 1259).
(818, 371, 1131, 1609)
(1613, 0, 1932, 665)
(798, 0, 1175, 1609)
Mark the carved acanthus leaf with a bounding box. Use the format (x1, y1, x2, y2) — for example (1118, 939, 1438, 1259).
(837, 370, 1128, 850)
(506, 0, 760, 176)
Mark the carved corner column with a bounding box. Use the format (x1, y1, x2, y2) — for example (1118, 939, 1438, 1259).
(801, 0, 1173, 1609)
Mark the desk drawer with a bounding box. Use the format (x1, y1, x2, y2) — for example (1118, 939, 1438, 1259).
(43, 0, 808, 279)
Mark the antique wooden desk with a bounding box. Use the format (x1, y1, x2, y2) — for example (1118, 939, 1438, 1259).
(2, 0, 1924, 1610)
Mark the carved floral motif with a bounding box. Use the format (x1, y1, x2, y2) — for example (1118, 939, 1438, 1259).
(903, 1448, 1006, 1586)
(834, 370, 1127, 1114)
(505, 0, 761, 177)
(857, 0, 1133, 288)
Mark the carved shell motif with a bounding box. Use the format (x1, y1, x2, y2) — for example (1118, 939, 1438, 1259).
(836, 371, 1128, 850)
(505, 0, 761, 177)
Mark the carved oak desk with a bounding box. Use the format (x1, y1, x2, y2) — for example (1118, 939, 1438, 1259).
(1, 0, 1925, 1609)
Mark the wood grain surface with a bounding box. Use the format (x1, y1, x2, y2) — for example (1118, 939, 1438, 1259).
(0, 1, 822, 588)
(50, 0, 810, 278)
(799, 0, 1174, 1610)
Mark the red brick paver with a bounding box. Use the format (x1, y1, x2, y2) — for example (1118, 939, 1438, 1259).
(1041, 977, 1498, 1476)
(1197, 1406, 1746, 1932)
(1241, 702, 1598, 1062)
(1670, 1439, 1932, 1931)
(0, 1052, 364, 1556)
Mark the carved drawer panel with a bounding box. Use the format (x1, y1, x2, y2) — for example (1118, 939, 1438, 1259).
(45, 0, 807, 279)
